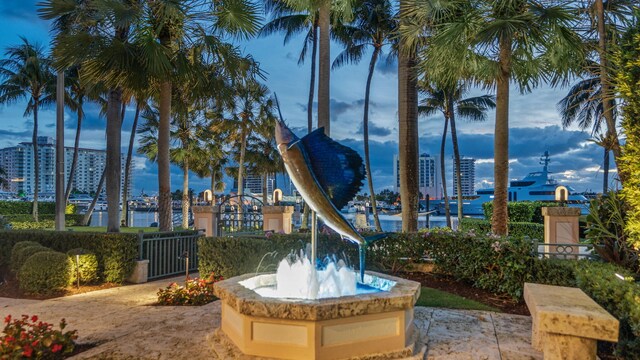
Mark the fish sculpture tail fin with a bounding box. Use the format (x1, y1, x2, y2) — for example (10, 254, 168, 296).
(358, 233, 390, 282)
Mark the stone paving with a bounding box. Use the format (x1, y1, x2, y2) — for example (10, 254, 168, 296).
(0, 277, 542, 360)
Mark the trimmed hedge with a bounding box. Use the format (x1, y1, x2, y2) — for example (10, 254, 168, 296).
(4, 214, 84, 227)
(0, 231, 137, 283)
(67, 248, 99, 285)
(0, 201, 76, 215)
(11, 245, 50, 273)
(198, 232, 428, 280)
(483, 201, 563, 223)
(459, 218, 543, 241)
(18, 251, 71, 295)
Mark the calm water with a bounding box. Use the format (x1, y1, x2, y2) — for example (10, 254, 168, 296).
(89, 210, 457, 230)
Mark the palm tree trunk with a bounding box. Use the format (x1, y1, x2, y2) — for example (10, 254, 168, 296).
(398, 0, 419, 232)
(158, 79, 173, 231)
(121, 102, 141, 225)
(308, 21, 318, 134)
(238, 127, 247, 197)
(262, 173, 268, 205)
(106, 88, 122, 232)
(595, 0, 624, 185)
(603, 147, 610, 193)
(491, 37, 512, 236)
(449, 96, 463, 223)
(318, 3, 330, 135)
(83, 168, 106, 226)
(182, 157, 189, 229)
(440, 116, 451, 228)
(65, 104, 83, 202)
(364, 47, 382, 232)
(32, 100, 39, 222)
(210, 164, 216, 204)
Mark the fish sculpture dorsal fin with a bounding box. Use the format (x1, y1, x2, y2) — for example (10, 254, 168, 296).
(301, 128, 365, 210)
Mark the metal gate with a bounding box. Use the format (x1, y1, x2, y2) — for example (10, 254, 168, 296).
(138, 230, 203, 279)
(217, 195, 263, 235)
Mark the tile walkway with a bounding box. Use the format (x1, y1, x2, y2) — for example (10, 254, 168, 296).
(0, 277, 542, 359)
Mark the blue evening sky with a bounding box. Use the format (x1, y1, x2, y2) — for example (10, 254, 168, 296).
(0, 1, 613, 196)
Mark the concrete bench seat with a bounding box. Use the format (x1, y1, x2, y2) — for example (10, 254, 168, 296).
(524, 283, 619, 359)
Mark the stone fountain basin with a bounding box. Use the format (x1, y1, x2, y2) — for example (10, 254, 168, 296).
(213, 271, 421, 360)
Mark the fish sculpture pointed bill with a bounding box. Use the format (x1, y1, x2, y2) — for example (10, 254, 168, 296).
(275, 120, 386, 281)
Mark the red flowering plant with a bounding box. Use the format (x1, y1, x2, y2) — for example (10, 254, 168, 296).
(0, 315, 77, 359)
(157, 272, 224, 306)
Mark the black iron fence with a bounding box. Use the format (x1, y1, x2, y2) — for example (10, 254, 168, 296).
(138, 230, 203, 280)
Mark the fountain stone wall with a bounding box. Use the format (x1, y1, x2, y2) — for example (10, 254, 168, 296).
(213, 271, 421, 360)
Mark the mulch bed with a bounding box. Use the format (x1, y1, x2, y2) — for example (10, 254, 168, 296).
(401, 271, 530, 316)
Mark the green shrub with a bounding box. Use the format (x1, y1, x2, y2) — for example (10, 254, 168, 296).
(67, 248, 99, 285)
(531, 259, 577, 287)
(424, 229, 534, 299)
(1, 315, 77, 358)
(11, 245, 50, 273)
(0, 231, 138, 283)
(459, 218, 543, 241)
(157, 273, 224, 306)
(9, 218, 82, 230)
(585, 192, 639, 272)
(0, 201, 76, 215)
(18, 251, 71, 295)
(483, 201, 563, 223)
(11, 241, 41, 254)
(198, 232, 427, 280)
(573, 261, 640, 358)
(3, 214, 84, 226)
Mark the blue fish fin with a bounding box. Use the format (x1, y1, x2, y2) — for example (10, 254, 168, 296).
(301, 128, 365, 210)
(358, 234, 388, 282)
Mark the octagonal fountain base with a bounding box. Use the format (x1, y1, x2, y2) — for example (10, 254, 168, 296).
(212, 271, 422, 360)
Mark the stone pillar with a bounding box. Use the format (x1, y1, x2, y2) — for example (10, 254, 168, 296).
(263, 206, 294, 234)
(542, 207, 581, 258)
(192, 206, 221, 237)
(127, 260, 149, 284)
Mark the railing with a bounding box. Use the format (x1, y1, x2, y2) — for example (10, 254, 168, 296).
(217, 195, 264, 236)
(138, 230, 203, 280)
(530, 239, 598, 260)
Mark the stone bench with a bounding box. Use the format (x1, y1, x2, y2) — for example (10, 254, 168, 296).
(524, 283, 619, 359)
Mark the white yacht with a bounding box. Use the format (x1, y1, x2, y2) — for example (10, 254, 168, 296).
(439, 152, 590, 216)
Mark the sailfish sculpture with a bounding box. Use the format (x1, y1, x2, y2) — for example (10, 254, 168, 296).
(275, 120, 387, 281)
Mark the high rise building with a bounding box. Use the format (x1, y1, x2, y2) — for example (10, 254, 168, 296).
(453, 156, 476, 196)
(243, 173, 276, 196)
(393, 153, 442, 200)
(0, 136, 132, 196)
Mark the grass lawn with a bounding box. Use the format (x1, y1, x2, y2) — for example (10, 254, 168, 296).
(65, 226, 159, 233)
(416, 287, 499, 312)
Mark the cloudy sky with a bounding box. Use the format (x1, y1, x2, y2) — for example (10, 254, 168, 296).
(0, 1, 613, 196)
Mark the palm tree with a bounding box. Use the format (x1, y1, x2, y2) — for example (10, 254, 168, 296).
(40, 0, 141, 232)
(0, 38, 55, 222)
(332, 0, 397, 232)
(414, 0, 584, 235)
(557, 75, 615, 193)
(262, 0, 318, 135)
(245, 120, 284, 204)
(420, 83, 495, 225)
(397, 0, 419, 232)
(0, 167, 9, 190)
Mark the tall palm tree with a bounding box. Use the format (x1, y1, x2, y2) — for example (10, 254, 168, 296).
(557, 75, 615, 193)
(40, 0, 141, 232)
(332, 0, 397, 232)
(0, 38, 55, 222)
(261, 0, 318, 135)
(397, 0, 419, 232)
(245, 120, 284, 204)
(419, 83, 495, 225)
(415, 0, 584, 235)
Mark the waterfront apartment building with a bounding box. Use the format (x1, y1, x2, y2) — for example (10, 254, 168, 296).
(0, 136, 132, 195)
(243, 173, 276, 197)
(393, 153, 442, 200)
(452, 156, 476, 196)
